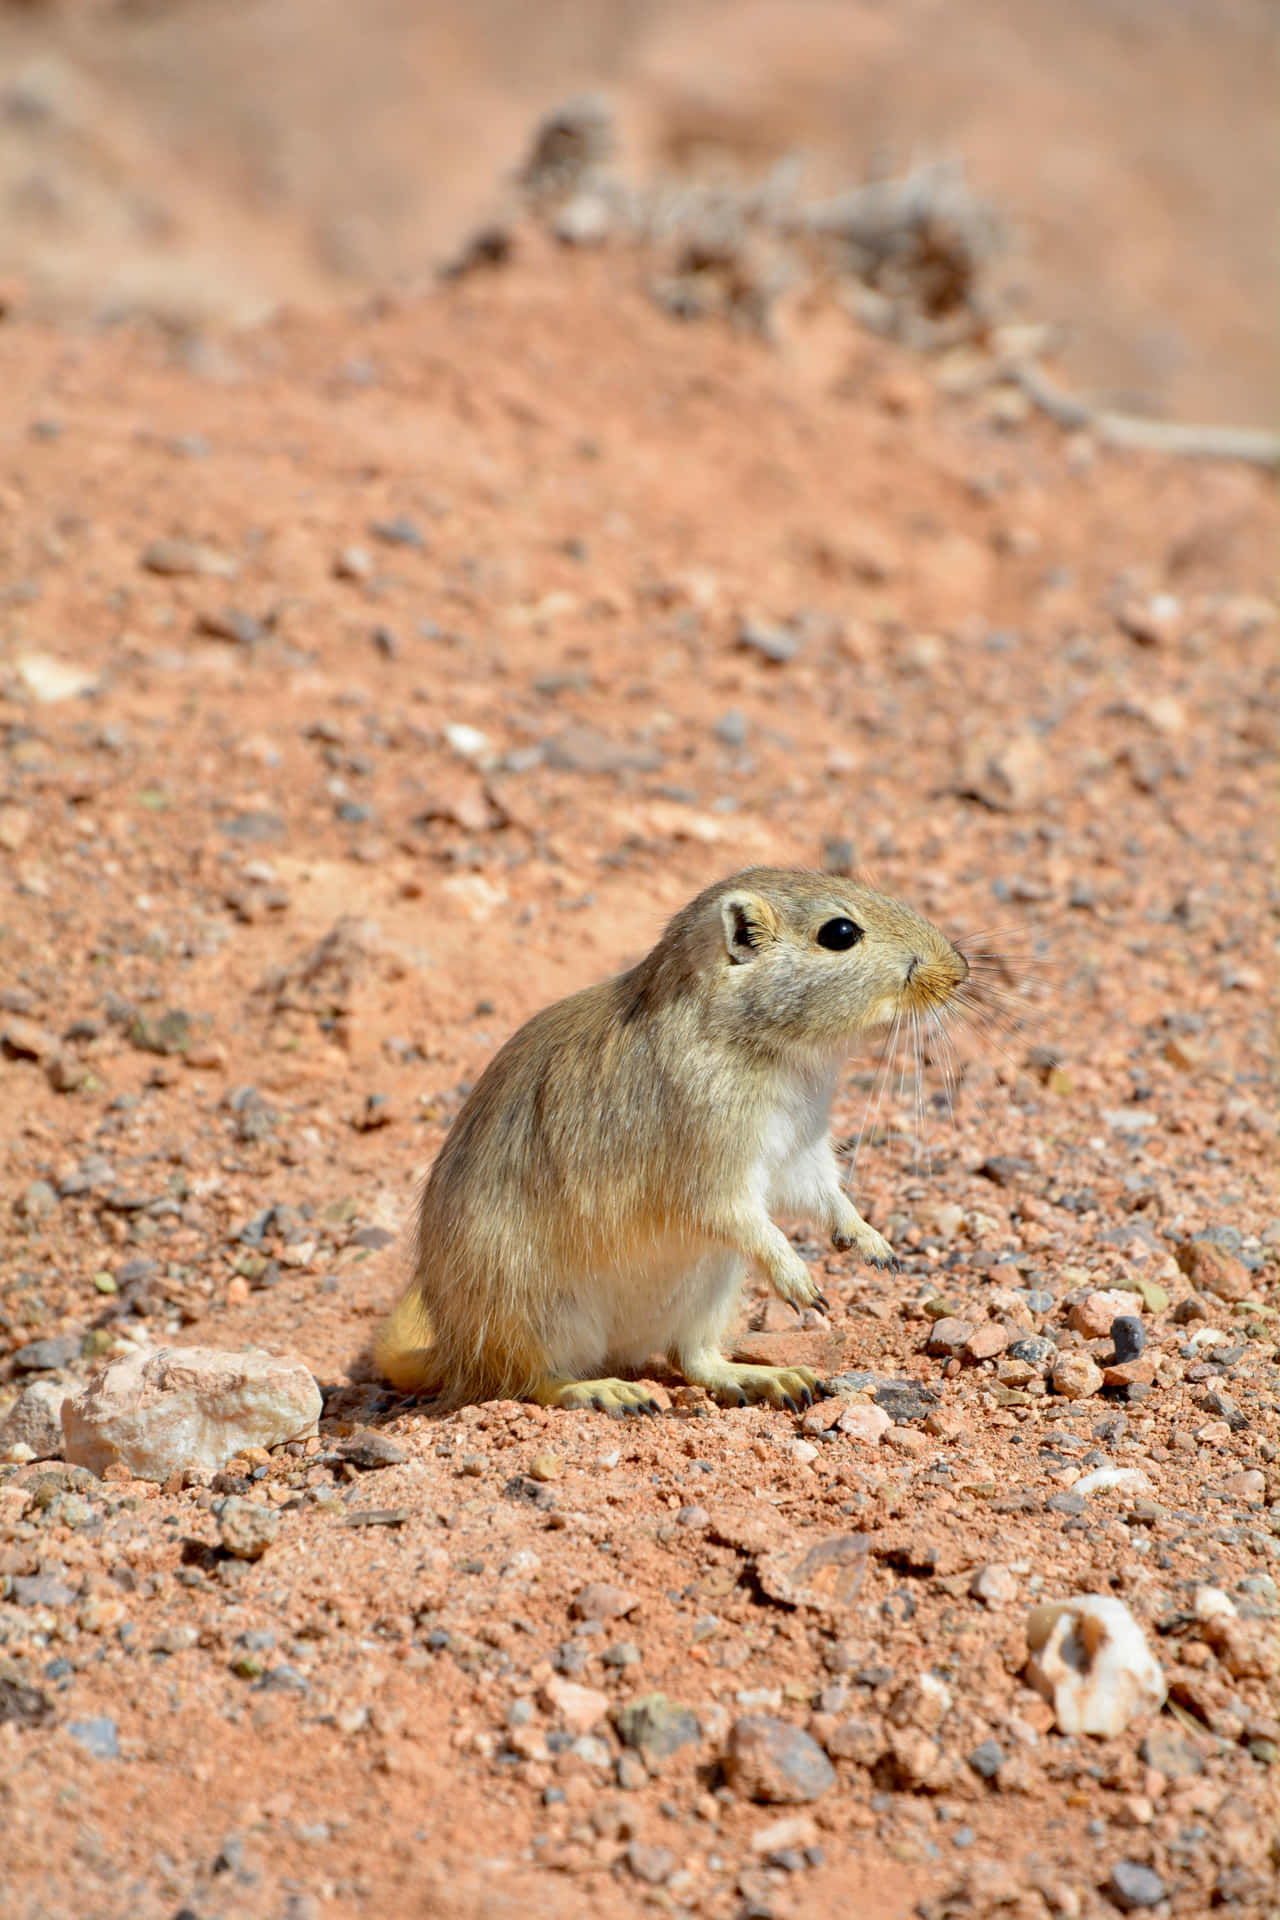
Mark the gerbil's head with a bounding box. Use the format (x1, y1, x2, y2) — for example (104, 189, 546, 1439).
(653, 868, 969, 1059)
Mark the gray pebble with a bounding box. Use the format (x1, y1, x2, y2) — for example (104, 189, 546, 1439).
(1008, 1335, 1056, 1367)
(236, 1628, 276, 1652)
(19, 1180, 58, 1221)
(336, 1428, 408, 1471)
(1047, 1490, 1087, 1516)
(257, 1664, 309, 1694)
(67, 1716, 119, 1760)
(14, 1335, 81, 1372)
(967, 1740, 1004, 1779)
(738, 617, 800, 664)
(1107, 1861, 1167, 1910)
(368, 515, 425, 549)
(713, 709, 747, 748)
(1109, 1316, 1145, 1364)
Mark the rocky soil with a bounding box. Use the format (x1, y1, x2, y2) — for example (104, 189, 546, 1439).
(0, 207, 1277, 1920)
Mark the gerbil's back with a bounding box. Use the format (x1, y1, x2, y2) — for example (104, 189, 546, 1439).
(417, 967, 712, 1257)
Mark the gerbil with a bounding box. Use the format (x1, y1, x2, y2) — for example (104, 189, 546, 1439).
(375, 868, 968, 1415)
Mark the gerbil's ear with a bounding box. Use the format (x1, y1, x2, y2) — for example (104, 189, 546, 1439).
(719, 891, 778, 965)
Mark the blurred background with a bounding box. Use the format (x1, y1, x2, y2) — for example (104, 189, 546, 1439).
(0, 0, 1274, 426)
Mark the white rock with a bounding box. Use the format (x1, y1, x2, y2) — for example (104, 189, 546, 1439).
(1184, 1327, 1228, 1353)
(1072, 1467, 1153, 1499)
(750, 1814, 819, 1855)
(1025, 1596, 1165, 1738)
(539, 1675, 609, 1735)
(553, 192, 612, 246)
(787, 1439, 819, 1465)
(15, 651, 99, 703)
(61, 1346, 321, 1481)
(0, 1379, 69, 1459)
(837, 1401, 891, 1444)
(444, 723, 490, 760)
(1192, 1586, 1237, 1621)
(970, 1562, 1019, 1607)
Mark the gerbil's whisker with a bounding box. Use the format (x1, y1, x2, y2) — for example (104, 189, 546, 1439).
(947, 1002, 1029, 1081)
(847, 1005, 902, 1178)
(926, 1007, 963, 1134)
(911, 1008, 932, 1180)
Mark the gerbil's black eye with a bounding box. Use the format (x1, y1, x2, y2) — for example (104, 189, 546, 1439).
(816, 917, 862, 951)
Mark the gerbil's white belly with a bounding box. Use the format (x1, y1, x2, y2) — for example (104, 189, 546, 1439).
(756, 1067, 838, 1218)
(541, 1237, 742, 1376)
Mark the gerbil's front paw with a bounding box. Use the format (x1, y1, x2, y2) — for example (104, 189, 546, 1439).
(831, 1213, 896, 1269)
(771, 1252, 823, 1314)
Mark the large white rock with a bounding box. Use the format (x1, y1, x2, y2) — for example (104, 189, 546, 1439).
(1025, 1595, 1165, 1738)
(1, 1379, 69, 1460)
(61, 1346, 321, 1480)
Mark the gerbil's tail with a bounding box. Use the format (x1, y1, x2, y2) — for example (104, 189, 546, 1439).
(373, 1286, 440, 1395)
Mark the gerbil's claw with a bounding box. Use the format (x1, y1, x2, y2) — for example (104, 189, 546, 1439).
(813, 1291, 830, 1315)
(730, 1386, 748, 1408)
(814, 1379, 834, 1399)
(798, 1384, 814, 1410)
(781, 1393, 799, 1415)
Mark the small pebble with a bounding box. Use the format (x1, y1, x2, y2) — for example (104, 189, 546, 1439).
(1107, 1861, 1168, 1911)
(217, 1497, 279, 1561)
(969, 1564, 1017, 1607)
(1109, 1315, 1145, 1364)
(723, 1716, 836, 1804)
(66, 1716, 120, 1760)
(626, 1842, 676, 1886)
(336, 1429, 408, 1470)
(1050, 1352, 1104, 1400)
(1008, 1335, 1056, 1367)
(967, 1740, 1004, 1779)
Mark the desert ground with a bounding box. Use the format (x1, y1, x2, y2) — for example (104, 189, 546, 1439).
(0, 7, 1277, 1919)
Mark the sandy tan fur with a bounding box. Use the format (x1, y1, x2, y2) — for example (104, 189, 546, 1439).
(375, 868, 968, 1414)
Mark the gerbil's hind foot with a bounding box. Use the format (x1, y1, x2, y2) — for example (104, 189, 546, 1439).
(532, 1376, 663, 1419)
(679, 1355, 820, 1414)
